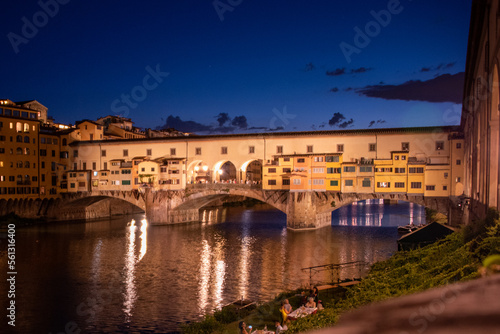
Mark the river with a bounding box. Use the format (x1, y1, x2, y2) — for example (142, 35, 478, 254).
(0, 199, 425, 333)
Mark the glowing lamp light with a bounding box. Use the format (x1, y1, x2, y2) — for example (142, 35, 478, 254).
(218, 169, 223, 175)
(202, 165, 208, 171)
(194, 166, 200, 171)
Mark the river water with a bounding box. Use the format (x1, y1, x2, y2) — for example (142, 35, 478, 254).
(0, 199, 425, 333)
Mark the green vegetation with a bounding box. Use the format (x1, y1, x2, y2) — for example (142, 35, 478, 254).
(181, 210, 500, 333)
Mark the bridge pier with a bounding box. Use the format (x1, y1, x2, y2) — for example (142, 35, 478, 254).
(286, 192, 331, 229)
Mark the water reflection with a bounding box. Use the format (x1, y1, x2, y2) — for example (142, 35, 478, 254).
(122, 218, 148, 320)
(333, 199, 424, 227)
(6, 205, 411, 333)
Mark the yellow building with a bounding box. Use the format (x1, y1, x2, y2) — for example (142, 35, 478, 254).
(325, 154, 342, 191)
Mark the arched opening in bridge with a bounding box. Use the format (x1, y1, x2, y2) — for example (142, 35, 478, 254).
(331, 199, 427, 227)
(213, 160, 237, 183)
(188, 160, 211, 184)
(240, 159, 262, 184)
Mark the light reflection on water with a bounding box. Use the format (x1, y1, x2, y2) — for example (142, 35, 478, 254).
(2, 201, 425, 333)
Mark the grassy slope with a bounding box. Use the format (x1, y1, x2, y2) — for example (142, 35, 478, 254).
(182, 212, 500, 334)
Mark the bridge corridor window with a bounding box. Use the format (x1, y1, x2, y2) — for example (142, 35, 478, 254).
(411, 182, 422, 189)
(369, 143, 376, 151)
(170, 148, 176, 156)
(267, 179, 276, 185)
(377, 182, 390, 188)
(249, 146, 255, 154)
(326, 155, 339, 162)
(276, 146, 283, 154)
(395, 168, 405, 173)
(221, 147, 227, 155)
(123, 149, 128, 157)
(337, 144, 344, 152)
(359, 166, 372, 173)
(395, 182, 405, 188)
(195, 147, 202, 155)
(330, 180, 338, 186)
(307, 145, 313, 153)
(101, 150, 106, 157)
(435, 141, 444, 150)
(362, 178, 371, 187)
(345, 180, 354, 186)
(402, 142, 410, 151)
(268, 168, 276, 173)
(282, 179, 290, 185)
(344, 166, 355, 173)
(147, 149, 152, 156)
(426, 185, 435, 191)
(293, 179, 301, 185)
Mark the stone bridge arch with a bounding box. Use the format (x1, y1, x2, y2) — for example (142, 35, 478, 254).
(57, 191, 146, 221)
(145, 184, 289, 225)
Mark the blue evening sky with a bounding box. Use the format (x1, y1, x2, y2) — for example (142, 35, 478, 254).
(1, 0, 472, 133)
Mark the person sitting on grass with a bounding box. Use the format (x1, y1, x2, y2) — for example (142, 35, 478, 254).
(239, 320, 253, 334)
(305, 296, 316, 308)
(279, 303, 288, 324)
(275, 320, 288, 333)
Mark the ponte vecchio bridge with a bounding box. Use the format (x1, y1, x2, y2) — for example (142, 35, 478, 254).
(46, 125, 465, 229)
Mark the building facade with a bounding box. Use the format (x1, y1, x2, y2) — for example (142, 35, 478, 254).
(461, 0, 500, 219)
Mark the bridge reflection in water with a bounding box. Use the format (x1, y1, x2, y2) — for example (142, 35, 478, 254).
(333, 199, 426, 227)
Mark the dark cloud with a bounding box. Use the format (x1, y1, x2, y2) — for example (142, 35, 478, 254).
(330, 87, 339, 93)
(338, 119, 354, 128)
(356, 72, 464, 104)
(351, 67, 372, 74)
(216, 112, 230, 126)
(344, 87, 354, 92)
(326, 68, 346, 76)
(420, 62, 456, 72)
(160, 114, 282, 134)
(231, 115, 248, 129)
(328, 112, 346, 127)
(304, 62, 315, 71)
(368, 119, 386, 127)
(162, 115, 211, 132)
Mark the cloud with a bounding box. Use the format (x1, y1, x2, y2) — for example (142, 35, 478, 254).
(329, 112, 354, 128)
(159, 114, 281, 134)
(328, 112, 345, 126)
(326, 68, 346, 76)
(420, 62, 456, 72)
(356, 72, 464, 104)
(338, 119, 354, 128)
(368, 119, 386, 127)
(162, 115, 212, 132)
(330, 87, 339, 93)
(231, 115, 248, 129)
(216, 112, 230, 126)
(304, 62, 315, 71)
(351, 67, 372, 74)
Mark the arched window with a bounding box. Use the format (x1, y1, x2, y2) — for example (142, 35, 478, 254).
(16, 135, 22, 142)
(16, 147, 22, 155)
(24, 136, 29, 143)
(16, 122, 22, 132)
(17, 175, 22, 183)
(24, 148, 30, 155)
(24, 161, 30, 168)
(24, 123, 29, 132)
(62, 138, 67, 146)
